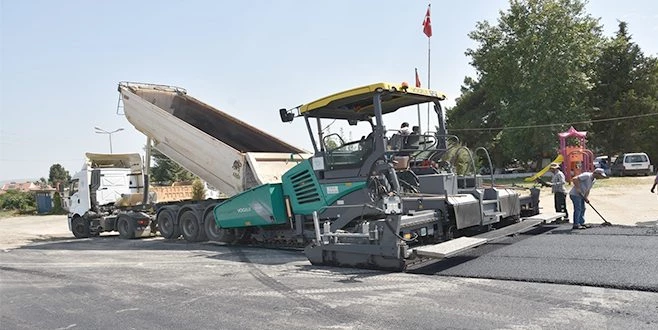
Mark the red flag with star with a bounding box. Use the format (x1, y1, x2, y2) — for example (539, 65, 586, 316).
(422, 5, 432, 38)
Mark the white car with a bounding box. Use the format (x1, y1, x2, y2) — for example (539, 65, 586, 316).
(610, 152, 652, 176)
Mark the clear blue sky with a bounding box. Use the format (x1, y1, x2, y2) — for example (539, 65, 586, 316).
(1, 0, 656, 181)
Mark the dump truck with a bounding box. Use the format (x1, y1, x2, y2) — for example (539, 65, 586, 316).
(117, 82, 309, 242)
(68, 83, 310, 240)
(66, 153, 220, 238)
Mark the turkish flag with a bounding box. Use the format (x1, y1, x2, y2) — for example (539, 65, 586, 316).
(415, 68, 421, 88)
(422, 6, 432, 38)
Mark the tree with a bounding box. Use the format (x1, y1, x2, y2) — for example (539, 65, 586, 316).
(447, 77, 508, 168)
(149, 148, 195, 185)
(48, 164, 70, 191)
(463, 0, 602, 169)
(588, 21, 658, 162)
(33, 177, 48, 188)
(191, 179, 206, 201)
(51, 192, 67, 214)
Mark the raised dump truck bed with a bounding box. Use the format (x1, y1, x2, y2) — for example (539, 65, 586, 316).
(118, 82, 307, 196)
(116, 82, 309, 242)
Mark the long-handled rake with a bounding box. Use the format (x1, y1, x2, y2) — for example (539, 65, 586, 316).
(585, 200, 613, 226)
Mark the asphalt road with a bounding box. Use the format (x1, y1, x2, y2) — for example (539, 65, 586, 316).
(2, 224, 658, 330)
(413, 225, 658, 291)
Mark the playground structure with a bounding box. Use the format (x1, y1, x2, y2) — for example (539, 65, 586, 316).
(559, 126, 594, 182)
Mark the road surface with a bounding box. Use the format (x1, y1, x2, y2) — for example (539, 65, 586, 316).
(1, 177, 657, 329)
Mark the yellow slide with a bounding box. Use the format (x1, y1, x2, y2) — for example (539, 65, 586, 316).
(524, 154, 564, 182)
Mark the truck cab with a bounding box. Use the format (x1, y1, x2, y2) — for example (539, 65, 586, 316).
(67, 153, 149, 238)
(68, 167, 134, 218)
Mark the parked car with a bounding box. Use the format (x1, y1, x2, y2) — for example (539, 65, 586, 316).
(593, 156, 611, 175)
(610, 152, 652, 176)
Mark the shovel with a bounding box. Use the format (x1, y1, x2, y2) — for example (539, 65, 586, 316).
(585, 200, 613, 226)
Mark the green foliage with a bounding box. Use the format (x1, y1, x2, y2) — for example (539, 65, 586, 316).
(449, 1, 658, 171)
(0, 190, 36, 212)
(442, 143, 477, 175)
(48, 164, 70, 191)
(588, 21, 658, 162)
(50, 192, 67, 215)
(191, 179, 206, 201)
(455, 0, 603, 169)
(34, 177, 48, 187)
(324, 137, 340, 150)
(323, 127, 349, 151)
(149, 148, 195, 185)
(447, 78, 507, 166)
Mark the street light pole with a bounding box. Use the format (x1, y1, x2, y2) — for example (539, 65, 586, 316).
(94, 126, 124, 154)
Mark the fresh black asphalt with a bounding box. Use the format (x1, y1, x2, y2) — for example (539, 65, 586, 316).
(1, 223, 658, 329)
(412, 224, 658, 291)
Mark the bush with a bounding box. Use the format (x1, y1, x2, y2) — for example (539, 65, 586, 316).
(50, 192, 67, 215)
(0, 190, 36, 211)
(191, 179, 206, 201)
(443, 143, 478, 175)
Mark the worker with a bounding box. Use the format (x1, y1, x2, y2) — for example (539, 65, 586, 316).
(569, 168, 607, 229)
(543, 163, 569, 223)
(651, 172, 658, 195)
(399, 122, 411, 136)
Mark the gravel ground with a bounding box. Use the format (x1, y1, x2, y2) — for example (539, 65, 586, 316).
(536, 176, 657, 226)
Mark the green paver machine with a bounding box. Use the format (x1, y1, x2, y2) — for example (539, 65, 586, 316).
(213, 82, 548, 270)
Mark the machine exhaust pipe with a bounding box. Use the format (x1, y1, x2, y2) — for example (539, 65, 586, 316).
(312, 211, 323, 245)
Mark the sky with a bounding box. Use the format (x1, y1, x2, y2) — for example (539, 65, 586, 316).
(1, 0, 657, 182)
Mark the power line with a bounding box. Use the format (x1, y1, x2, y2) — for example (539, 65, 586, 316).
(449, 112, 658, 132)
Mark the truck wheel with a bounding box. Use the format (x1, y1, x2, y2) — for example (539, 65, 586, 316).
(71, 216, 90, 238)
(117, 216, 136, 239)
(157, 209, 180, 239)
(180, 210, 204, 242)
(204, 212, 235, 243)
(196, 214, 208, 242)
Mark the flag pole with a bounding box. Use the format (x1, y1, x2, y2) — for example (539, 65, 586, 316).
(427, 26, 431, 134)
(425, 3, 432, 134)
(421, 2, 433, 134)
(415, 68, 421, 128)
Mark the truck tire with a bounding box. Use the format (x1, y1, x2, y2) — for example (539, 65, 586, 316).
(196, 215, 208, 242)
(157, 209, 180, 240)
(117, 216, 136, 239)
(180, 210, 204, 242)
(204, 212, 235, 243)
(71, 216, 90, 238)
